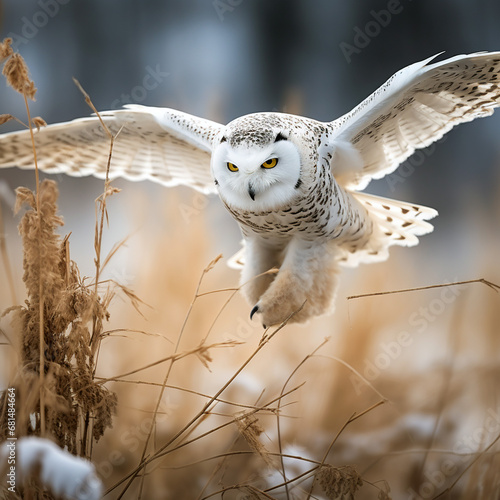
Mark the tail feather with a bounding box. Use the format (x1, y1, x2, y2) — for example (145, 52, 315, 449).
(227, 244, 245, 269)
(337, 191, 438, 267)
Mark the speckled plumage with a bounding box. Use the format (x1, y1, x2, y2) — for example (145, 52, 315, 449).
(1, 52, 500, 325)
(221, 113, 370, 247)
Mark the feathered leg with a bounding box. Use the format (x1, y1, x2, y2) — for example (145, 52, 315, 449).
(250, 239, 340, 326)
(240, 237, 284, 305)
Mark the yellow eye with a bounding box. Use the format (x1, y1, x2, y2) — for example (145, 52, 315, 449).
(261, 158, 278, 169)
(227, 162, 239, 172)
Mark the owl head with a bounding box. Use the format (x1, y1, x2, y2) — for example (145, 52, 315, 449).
(211, 114, 304, 212)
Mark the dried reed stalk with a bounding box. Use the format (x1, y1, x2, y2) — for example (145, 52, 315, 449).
(108, 305, 305, 497)
(314, 464, 363, 500)
(1, 37, 47, 436)
(0, 40, 117, 471)
(1, 180, 116, 454)
(0, 200, 17, 306)
(348, 278, 500, 300)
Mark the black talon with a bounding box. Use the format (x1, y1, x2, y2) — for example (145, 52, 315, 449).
(250, 305, 259, 320)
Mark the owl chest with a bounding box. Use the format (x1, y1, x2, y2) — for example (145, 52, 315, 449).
(226, 193, 334, 241)
(226, 185, 368, 246)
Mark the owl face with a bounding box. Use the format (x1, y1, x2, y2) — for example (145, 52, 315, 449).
(211, 121, 302, 212)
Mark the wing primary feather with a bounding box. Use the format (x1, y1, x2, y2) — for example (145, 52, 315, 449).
(0, 106, 224, 194)
(329, 52, 500, 190)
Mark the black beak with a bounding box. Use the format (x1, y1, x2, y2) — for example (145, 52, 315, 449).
(248, 184, 256, 201)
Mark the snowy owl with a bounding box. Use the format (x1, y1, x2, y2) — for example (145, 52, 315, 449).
(1, 52, 500, 326)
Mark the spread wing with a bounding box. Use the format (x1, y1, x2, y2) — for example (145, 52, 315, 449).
(0, 104, 224, 194)
(329, 52, 500, 191)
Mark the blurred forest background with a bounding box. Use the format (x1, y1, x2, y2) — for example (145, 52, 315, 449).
(1, 1, 500, 499)
(1, 0, 500, 275)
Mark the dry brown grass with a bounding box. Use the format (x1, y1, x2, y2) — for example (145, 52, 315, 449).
(1, 40, 500, 500)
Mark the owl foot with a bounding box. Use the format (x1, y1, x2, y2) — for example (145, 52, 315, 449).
(249, 304, 264, 327)
(250, 305, 259, 320)
(250, 305, 267, 329)
(250, 271, 311, 326)
(251, 295, 308, 327)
